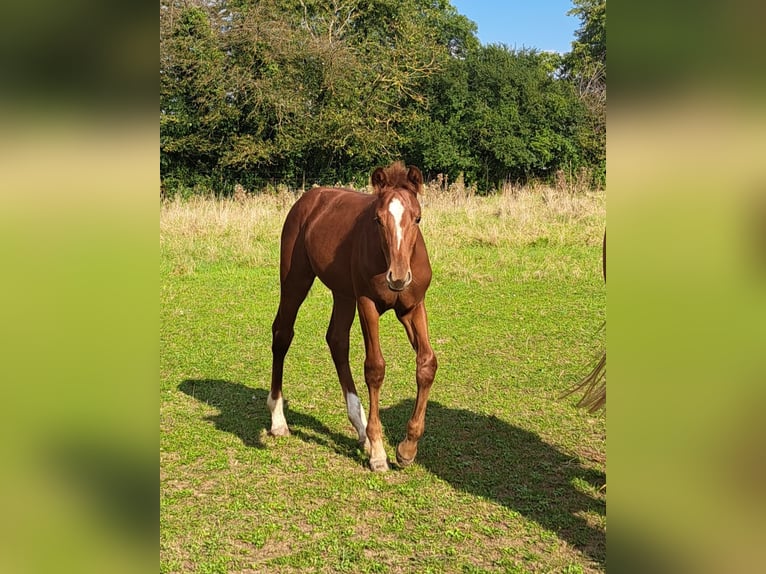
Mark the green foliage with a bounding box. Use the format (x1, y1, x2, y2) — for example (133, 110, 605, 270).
(160, 1, 606, 195)
(403, 46, 593, 192)
(464, 47, 586, 190)
(568, 0, 606, 76)
(563, 0, 606, 186)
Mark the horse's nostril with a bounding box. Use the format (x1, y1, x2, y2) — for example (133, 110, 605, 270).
(385, 270, 411, 292)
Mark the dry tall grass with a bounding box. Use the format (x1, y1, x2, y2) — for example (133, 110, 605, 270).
(160, 181, 605, 277)
(160, 192, 295, 275)
(422, 178, 604, 248)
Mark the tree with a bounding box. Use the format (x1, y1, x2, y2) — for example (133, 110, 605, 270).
(160, 1, 241, 190)
(160, 0, 473, 193)
(464, 46, 589, 190)
(406, 43, 590, 192)
(563, 0, 606, 183)
(160, 0, 605, 195)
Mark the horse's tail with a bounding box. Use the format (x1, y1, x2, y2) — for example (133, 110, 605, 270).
(563, 230, 606, 412)
(562, 344, 605, 412)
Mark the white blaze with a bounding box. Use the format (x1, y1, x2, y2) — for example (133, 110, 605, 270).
(388, 198, 404, 250)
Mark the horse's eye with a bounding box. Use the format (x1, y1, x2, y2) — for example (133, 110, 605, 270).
(415, 216, 421, 224)
(374, 215, 382, 225)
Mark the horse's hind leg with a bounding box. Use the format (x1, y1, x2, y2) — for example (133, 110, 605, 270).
(268, 245, 315, 437)
(326, 293, 370, 453)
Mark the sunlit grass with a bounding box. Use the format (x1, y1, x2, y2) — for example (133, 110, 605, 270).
(161, 183, 606, 573)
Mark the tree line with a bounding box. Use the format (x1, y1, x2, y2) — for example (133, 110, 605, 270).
(161, 0, 605, 195)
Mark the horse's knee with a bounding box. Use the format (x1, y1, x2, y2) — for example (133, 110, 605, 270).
(364, 356, 386, 387)
(272, 327, 294, 358)
(325, 329, 349, 358)
(416, 350, 437, 386)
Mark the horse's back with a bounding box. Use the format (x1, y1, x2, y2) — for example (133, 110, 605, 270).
(284, 186, 371, 242)
(281, 187, 373, 293)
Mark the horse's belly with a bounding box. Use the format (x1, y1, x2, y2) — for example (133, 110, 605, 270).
(315, 269, 355, 297)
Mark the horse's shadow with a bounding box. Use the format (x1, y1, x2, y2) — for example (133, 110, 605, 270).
(177, 379, 363, 459)
(382, 399, 605, 564)
(178, 379, 605, 564)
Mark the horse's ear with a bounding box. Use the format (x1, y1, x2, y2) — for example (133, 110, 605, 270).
(407, 165, 423, 194)
(371, 167, 386, 193)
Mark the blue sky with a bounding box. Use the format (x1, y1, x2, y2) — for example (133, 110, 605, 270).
(450, 0, 580, 54)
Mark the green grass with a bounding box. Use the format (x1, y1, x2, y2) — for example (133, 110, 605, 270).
(161, 188, 605, 573)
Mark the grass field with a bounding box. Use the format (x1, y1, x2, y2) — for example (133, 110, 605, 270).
(160, 183, 606, 573)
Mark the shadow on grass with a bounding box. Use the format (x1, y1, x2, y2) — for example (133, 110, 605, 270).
(178, 379, 361, 459)
(46, 436, 156, 546)
(177, 379, 604, 564)
(381, 399, 606, 565)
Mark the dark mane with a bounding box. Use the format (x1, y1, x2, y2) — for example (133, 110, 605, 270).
(381, 161, 419, 194)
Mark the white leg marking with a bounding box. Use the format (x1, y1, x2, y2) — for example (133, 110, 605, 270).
(369, 437, 389, 471)
(267, 394, 288, 433)
(346, 392, 368, 442)
(388, 197, 404, 250)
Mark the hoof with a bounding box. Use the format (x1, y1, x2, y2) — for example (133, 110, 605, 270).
(395, 443, 416, 468)
(268, 426, 291, 437)
(369, 457, 390, 472)
(359, 437, 371, 455)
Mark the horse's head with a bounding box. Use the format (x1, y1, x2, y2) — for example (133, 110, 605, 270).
(370, 162, 424, 292)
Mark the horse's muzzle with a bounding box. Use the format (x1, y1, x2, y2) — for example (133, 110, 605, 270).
(386, 270, 412, 291)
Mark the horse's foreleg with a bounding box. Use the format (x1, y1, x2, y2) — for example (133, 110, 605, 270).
(396, 302, 437, 467)
(326, 293, 369, 453)
(357, 297, 389, 472)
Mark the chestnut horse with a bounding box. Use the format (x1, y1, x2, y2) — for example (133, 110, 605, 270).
(267, 162, 437, 471)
